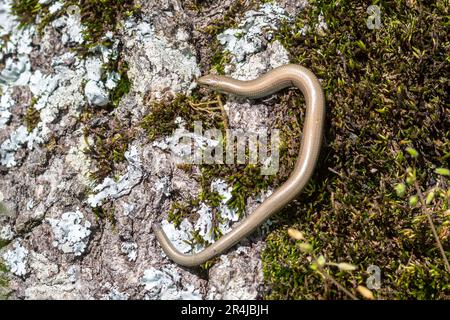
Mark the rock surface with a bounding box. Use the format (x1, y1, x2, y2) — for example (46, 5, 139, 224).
(0, 0, 308, 299)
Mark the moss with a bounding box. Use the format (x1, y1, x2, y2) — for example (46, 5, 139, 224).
(0, 261, 10, 300)
(140, 90, 224, 140)
(201, 0, 260, 74)
(141, 0, 297, 250)
(0, 240, 9, 250)
(92, 205, 116, 226)
(74, 0, 138, 45)
(77, 46, 132, 186)
(202, 0, 251, 35)
(82, 112, 135, 183)
(210, 49, 231, 75)
(395, 259, 450, 299)
(261, 0, 450, 299)
(100, 51, 132, 108)
(11, 0, 140, 47)
(110, 65, 131, 108)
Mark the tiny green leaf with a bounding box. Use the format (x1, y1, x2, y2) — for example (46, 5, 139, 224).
(435, 168, 450, 176)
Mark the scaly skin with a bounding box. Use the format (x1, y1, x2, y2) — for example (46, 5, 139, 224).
(153, 64, 326, 267)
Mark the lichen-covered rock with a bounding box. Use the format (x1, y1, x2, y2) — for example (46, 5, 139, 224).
(217, 3, 290, 64)
(0, 225, 14, 241)
(47, 210, 91, 256)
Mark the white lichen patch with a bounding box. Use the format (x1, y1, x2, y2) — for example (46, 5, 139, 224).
(0, 0, 125, 169)
(194, 204, 215, 244)
(124, 19, 200, 100)
(84, 80, 109, 106)
(83, 56, 111, 106)
(2, 242, 29, 276)
(228, 40, 290, 81)
(211, 179, 239, 224)
(47, 210, 91, 256)
(0, 0, 16, 40)
(26, 57, 87, 147)
(0, 53, 88, 167)
(0, 0, 35, 130)
(0, 89, 14, 128)
(48, 1, 64, 15)
(141, 266, 202, 300)
(193, 179, 239, 245)
(87, 145, 144, 207)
